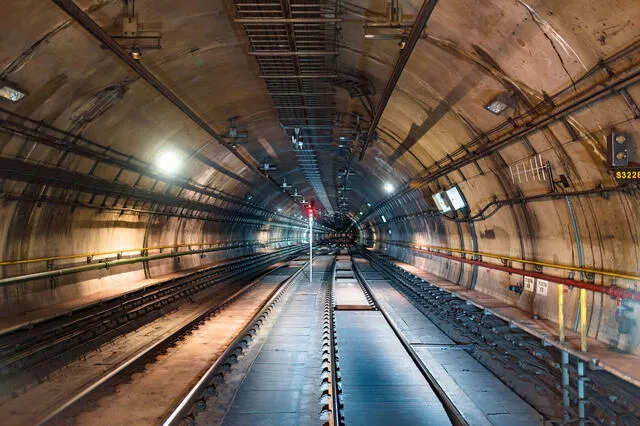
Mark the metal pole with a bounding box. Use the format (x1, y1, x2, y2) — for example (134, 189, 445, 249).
(559, 284, 565, 342)
(309, 213, 313, 282)
(578, 359, 587, 426)
(562, 350, 570, 422)
(580, 288, 588, 352)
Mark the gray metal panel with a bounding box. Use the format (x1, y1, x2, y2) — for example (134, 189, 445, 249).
(222, 260, 330, 426)
(364, 273, 543, 426)
(334, 278, 370, 309)
(334, 310, 452, 426)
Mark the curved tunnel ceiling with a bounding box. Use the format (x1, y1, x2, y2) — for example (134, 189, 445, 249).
(0, 1, 638, 285)
(2, 0, 637, 220)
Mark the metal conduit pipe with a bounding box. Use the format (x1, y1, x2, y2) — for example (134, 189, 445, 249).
(367, 238, 640, 281)
(359, 0, 439, 160)
(50, 0, 298, 202)
(0, 239, 292, 267)
(0, 243, 302, 287)
(384, 246, 640, 302)
(380, 185, 637, 225)
(358, 52, 640, 220)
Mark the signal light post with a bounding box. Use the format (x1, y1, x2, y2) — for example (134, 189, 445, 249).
(308, 207, 313, 283)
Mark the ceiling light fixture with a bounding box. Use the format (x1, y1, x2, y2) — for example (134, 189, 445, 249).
(130, 45, 142, 60)
(155, 149, 182, 175)
(484, 92, 516, 115)
(0, 81, 27, 102)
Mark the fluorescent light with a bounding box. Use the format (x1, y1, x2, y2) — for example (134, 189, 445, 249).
(0, 82, 26, 102)
(446, 187, 467, 210)
(432, 193, 451, 213)
(155, 149, 182, 174)
(381, 215, 387, 223)
(485, 92, 515, 115)
(366, 202, 371, 207)
(485, 99, 508, 114)
(383, 182, 394, 193)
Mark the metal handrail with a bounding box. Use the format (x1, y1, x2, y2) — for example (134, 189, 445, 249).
(368, 239, 640, 282)
(0, 239, 290, 267)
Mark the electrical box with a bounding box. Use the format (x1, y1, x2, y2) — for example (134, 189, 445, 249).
(123, 16, 138, 36)
(608, 131, 630, 167)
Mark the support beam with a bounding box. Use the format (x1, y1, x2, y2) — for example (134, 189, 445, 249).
(274, 106, 335, 110)
(235, 18, 342, 23)
(249, 51, 339, 56)
(49, 0, 292, 200)
(261, 74, 338, 79)
(359, 0, 439, 160)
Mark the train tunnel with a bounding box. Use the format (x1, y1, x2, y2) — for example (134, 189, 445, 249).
(0, 0, 639, 424)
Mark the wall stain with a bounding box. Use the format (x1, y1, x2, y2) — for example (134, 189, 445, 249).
(0, 0, 113, 80)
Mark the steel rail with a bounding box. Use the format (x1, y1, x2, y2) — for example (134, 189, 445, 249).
(162, 258, 310, 425)
(351, 255, 467, 426)
(359, 0, 439, 160)
(365, 241, 640, 301)
(0, 248, 304, 390)
(37, 260, 299, 425)
(360, 248, 640, 419)
(327, 256, 340, 426)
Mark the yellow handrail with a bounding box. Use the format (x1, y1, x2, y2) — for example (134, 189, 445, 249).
(391, 240, 640, 282)
(0, 239, 285, 267)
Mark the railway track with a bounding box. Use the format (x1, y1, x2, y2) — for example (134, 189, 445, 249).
(164, 252, 333, 426)
(0, 245, 304, 394)
(326, 251, 463, 426)
(359, 248, 640, 425)
(10, 246, 609, 425)
(164, 249, 467, 426)
(27, 257, 310, 426)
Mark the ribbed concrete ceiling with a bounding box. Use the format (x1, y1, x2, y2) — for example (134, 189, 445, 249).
(1, 0, 639, 228)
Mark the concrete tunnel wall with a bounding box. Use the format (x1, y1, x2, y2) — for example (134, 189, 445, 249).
(0, 200, 307, 315)
(0, 0, 638, 361)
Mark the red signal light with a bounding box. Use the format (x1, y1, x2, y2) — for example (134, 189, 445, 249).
(307, 207, 314, 216)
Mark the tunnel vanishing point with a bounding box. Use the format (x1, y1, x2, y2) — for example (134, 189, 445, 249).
(0, 0, 639, 425)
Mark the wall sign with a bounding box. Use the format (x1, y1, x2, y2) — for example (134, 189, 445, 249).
(524, 276, 535, 292)
(537, 279, 549, 296)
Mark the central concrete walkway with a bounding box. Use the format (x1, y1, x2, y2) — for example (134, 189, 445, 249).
(219, 256, 333, 426)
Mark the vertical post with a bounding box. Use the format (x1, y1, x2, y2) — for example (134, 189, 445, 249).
(579, 288, 588, 352)
(578, 359, 586, 426)
(309, 212, 313, 283)
(558, 284, 565, 342)
(562, 350, 570, 422)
